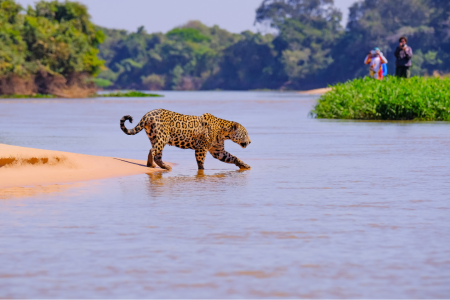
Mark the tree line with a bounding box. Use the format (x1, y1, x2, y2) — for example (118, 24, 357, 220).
(0, 0, 103, 95)
(1, 0, 449, 94)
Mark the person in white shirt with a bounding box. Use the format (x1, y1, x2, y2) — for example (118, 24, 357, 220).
(364, 47, 388, 80)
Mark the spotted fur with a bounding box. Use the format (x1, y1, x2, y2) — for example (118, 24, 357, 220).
(120, 109, 251, 170)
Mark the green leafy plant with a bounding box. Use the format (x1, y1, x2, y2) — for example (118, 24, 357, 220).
(0, 0, 104, 77)
(310, 76, 450, 121)
(167, 28, 211, 43)
(98, 91, 162, 97)
(91, 78, 113, 88)
(3, 0, 450, 94)
(0, 93, 56, 98)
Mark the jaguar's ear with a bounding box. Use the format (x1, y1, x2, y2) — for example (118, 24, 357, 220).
(232, 122, 239, 131)
(202, 119, 208, 127)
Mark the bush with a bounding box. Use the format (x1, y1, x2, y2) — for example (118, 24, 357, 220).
(99, 91, 162, 97)
(310, 76, 450, 121)
(91, 78, 112, 88)
(0, 93, 55, 98)
(0, 0, 105, 77)
(141, 74, 165, 90)
(166, 28, 210, 43)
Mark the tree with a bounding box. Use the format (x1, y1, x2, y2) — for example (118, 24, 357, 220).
(24, 0, 104, 76)
(0, 0, 27, 76)
(256, 0, 341, 31)
(256, 0, 342, 89)
(327, 0, 450, 82)
(1, 0, 104, 78)
(0, 0, 105, 96)
(204, 31, 283, 90)
(427, 0, 450, 73)
(97, 21, 244, 90)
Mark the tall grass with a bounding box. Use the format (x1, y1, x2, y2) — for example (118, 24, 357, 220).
(310, 76, 450, 121)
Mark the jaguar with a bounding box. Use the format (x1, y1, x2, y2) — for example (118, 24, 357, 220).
(120, 109, 251, 170)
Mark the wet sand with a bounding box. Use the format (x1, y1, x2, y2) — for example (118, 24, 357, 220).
(0, 144, 170, 191)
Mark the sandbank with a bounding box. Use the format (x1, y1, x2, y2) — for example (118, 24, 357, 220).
(0, 144, 171, 190)
(297, 87, 332, 95)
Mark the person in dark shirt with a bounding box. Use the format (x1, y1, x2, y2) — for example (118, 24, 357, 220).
(394, 36, 413, 78)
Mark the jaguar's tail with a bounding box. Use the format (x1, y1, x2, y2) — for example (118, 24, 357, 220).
(120, 115, 145, 135)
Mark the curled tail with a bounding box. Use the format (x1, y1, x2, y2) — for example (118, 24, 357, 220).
(120, 115, 145, 135)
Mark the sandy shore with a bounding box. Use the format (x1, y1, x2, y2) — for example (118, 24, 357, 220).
(297, 87, 332, 95)
(0, 144, 170, 190)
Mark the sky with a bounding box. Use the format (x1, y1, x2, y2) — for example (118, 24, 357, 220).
(16, 0, 357, 34)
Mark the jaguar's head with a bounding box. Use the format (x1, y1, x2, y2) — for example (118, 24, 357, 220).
(229, 122, 251, 149)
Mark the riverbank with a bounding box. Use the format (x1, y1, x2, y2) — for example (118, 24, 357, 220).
(297, 87, 332, 95)
(0, 144, 170, 190)
(0, 91, 163, 98)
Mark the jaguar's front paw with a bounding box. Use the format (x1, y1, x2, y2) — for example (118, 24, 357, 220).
(238, 163, 251, 170)
(147, 163, 157, 168)
(162, 164, 172, 171)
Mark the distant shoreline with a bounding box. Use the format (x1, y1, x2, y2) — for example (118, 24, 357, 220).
(0, 91, 163, 99)
(0, 89, 329, 99)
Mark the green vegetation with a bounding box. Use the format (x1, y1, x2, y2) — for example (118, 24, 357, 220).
(0, 93, 56, 98)
(0, 0, 104, 96)
(96, 0, 450, 91)
(167, 28, 211, 43)
(0, 91, 162, 98)
(311, 77, 450, 121)
(0, 0, 104, 77)
(90, 78, 113, 88)
(98, 91, 162, 97)
(96, 20, 247, 91)
(1, 0, 450, 95)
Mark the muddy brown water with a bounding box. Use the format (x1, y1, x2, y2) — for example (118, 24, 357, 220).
(0, 91, 449, 298)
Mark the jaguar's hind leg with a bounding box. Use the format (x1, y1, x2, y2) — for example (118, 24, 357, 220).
(145, 119, 159, 168)
(147, 149, 157, 168)
(151, 136, 172, 171)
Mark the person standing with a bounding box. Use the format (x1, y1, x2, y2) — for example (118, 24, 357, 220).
(364, 48, 388, 80)
(394, 36, 413, 78)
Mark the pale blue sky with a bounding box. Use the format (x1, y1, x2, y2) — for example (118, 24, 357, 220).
(16, 0, 357, 33)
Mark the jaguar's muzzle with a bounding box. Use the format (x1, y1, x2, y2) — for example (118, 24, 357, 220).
(240, 141, 251, 148)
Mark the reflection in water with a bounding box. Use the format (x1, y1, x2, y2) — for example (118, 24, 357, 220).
(146, 169, 249, 198)
(0, 182, 81, 200)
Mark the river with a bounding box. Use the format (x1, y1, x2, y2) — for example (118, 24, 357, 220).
(0, 91, 449, 298)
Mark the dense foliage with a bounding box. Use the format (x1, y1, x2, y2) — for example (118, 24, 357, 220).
(0, 0, 104, 77)
(99, 91, 162, 97)
(96, 0, 450, 90)
(96, 21, 244, 90)
(325, 0, 450, 83)
(2, 0, 450, 93)
(311, 77, 450, 120)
